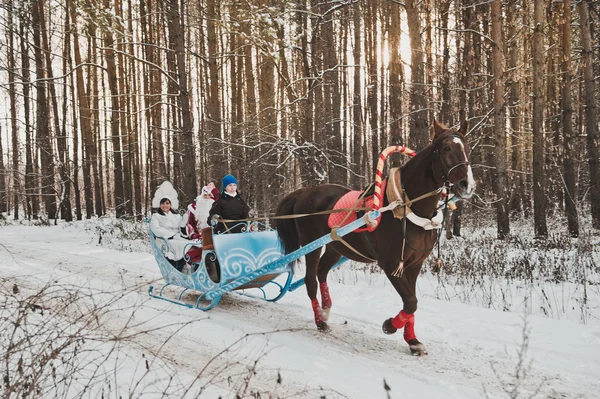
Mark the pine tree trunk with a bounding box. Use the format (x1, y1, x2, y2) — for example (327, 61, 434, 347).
(532, 0, 548, 237)
(366, 1, 379, 177)
(89, 32, 105, 217)
(101, 0, 126, 218)
(341, 6, 350, 182)
(322, 2, 343, 185)
(7, 3, 20, 219)
(165, 12, 181, 192)
(405, 0, 429, 151)
(241, 10, 258, 193)
(424, 0, 434, 126)
(390, 1, 404, 147)
(560, 0, 579, 237)
(490, 0, 510, 239)
(0, 125, 6, 213)
(352, 4, 362, 187)
(141, 0, 166, 192)
(258, 0, 278, 210)
(440, 0, 451, 125)
(545, 3, 563, 212)
(69, 5, 96, 218)
(276, 3, 299, 192)
(39, 0, 69, 221)
(127, 1, 143, 219)
(310, 3, 325, 185)
(140, 0, 153, 210)
(578, 0, 600, 229)
(101, 57, 112, 212)
(168, 0, 197, 204)
(65, 0, 82, 220)
(295, 3, 317, 186)
(59, 5, 73, 222)
(459, 0, 472, 128)
(113, 1, 133, 217)
(506, 1, 524, 215)
(230, 0, 244, 189)
(207, 0, 224, 187)
(19, 19, 37, 220)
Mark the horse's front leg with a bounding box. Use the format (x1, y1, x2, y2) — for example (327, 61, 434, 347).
(382, 267, 427, 356)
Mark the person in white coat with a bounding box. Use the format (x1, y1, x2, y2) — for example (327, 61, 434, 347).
(150, 181, 194, 271)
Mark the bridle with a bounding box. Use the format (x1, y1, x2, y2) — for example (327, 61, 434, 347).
(432, 133, 470, 184)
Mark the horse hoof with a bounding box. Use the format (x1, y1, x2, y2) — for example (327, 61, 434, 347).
(382, 318, 397, 335)
(321, 307, 331, 322)
(317, 321, 331, 333)
(409, 343, 427, 356)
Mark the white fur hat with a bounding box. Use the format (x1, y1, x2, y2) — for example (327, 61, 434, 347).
(152, 181, 179, 210)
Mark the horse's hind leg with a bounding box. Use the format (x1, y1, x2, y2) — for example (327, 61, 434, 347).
(304, 250, 330, 332)
(317, 246, 342, 322)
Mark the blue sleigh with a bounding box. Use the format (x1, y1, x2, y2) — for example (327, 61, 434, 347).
(149, 211, 382, 310)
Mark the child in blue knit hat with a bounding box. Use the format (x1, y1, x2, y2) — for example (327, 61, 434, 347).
(222, 174, 238, 190)
(208, 174, 250, 234)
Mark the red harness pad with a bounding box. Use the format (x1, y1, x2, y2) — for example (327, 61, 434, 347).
(328, 191, 376, 233)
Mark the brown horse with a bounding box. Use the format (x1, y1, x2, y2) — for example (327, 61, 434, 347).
(274, 121, 475, 355)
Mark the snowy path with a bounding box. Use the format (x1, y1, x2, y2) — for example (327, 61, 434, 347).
(1, 224, 599, 398)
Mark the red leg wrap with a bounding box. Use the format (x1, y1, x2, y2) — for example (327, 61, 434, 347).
(391, 310, 414, 330)
(319, 282, 332, 309)
(311, 298, 323, 324)
(403, 317, 416, 342)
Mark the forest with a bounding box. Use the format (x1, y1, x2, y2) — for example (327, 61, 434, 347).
(0, 0, 599, 239)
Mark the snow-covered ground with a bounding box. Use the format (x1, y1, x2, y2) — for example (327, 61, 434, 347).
(1, 220, 599, 398)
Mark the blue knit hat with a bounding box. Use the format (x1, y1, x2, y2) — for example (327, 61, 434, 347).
(222, 174, 238, 189)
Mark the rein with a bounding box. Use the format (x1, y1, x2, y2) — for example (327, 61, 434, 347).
(214, 206, 372, 224)
(216, 184, 441, 226)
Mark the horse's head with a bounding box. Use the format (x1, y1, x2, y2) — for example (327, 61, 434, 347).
(431, 120, 476, 199)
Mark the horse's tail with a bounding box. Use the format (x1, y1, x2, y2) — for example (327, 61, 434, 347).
(274, 189, 305, 255)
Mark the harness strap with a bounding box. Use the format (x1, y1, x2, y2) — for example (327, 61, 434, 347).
(386, 188, 443, 211)
(391, 190, 408, 278)
(433, 184, 451, 273)
(330, 227, 376, 262)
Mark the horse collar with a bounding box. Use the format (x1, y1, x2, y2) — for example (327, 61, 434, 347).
(387, 168, 444, 230)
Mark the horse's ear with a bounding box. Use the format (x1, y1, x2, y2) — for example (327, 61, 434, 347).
(459, 119, 469, 136)
(432, 120, 447, 139)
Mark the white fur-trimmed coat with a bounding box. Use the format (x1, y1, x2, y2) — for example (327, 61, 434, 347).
(150, 211, 189, 260)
